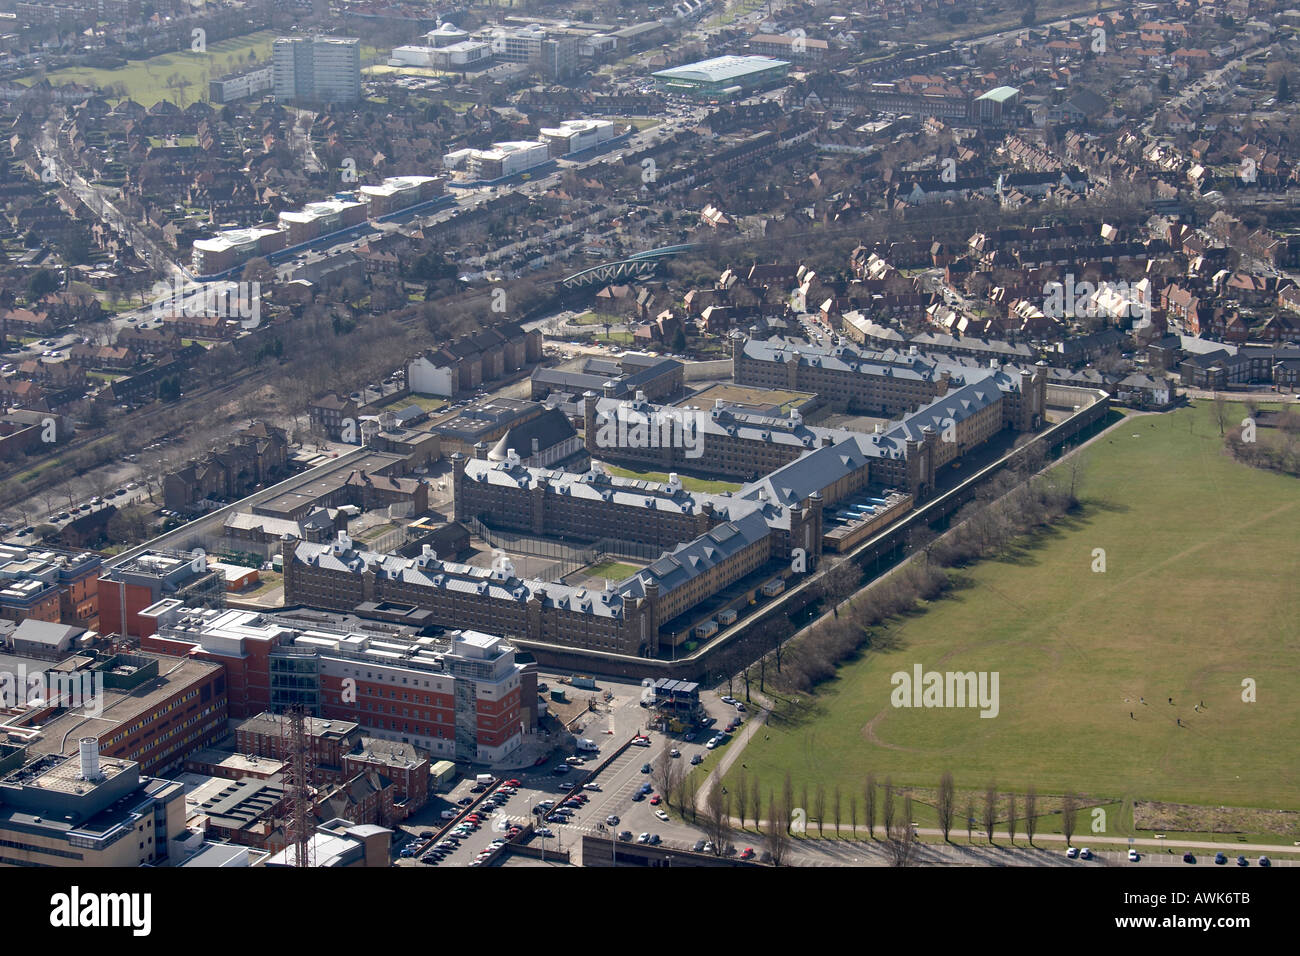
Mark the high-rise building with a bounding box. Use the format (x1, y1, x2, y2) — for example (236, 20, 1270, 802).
(273, 35, 361, 104)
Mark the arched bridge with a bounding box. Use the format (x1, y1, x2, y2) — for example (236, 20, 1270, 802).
(560, 244, 698, 290)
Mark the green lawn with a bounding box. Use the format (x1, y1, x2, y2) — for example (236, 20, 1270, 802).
(725, 402, 1300, 823)
(602, 464, 743, 494)
(586, 560, 640, 581)
(399, 394, 448, 413)
(38, 31, 277, 106)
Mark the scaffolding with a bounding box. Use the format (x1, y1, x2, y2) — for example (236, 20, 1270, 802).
(279, 704, 316, 868)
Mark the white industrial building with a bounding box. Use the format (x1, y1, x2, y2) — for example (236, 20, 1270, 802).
(442, 139, 550, 180)
(539, 118, 615, 156)
(388, 39, 491, 70)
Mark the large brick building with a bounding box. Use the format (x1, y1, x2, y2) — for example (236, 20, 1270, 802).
(163, 421, 290, 511)
(733, 335, 1046, 434)
(144, 608, 526, 763)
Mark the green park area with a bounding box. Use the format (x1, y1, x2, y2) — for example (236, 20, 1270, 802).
(38, 31, 277, 107)
(723, 402, 1300, 839)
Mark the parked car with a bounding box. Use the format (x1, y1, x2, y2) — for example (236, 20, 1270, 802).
(1079, 848, 1092, 860)
(637, 832, 651, 844)
(739, 847, 755, 860)
(690, 754, 703, 765)
(1214, 852, 1227, 865)
(641, 763, 652, 773)
(1128, 849, 1139, 862)
(1236, 856, 1248, 866)
(655, 809, 669, 822)
(618, 831, 634, 842)
(1183, 852, 1196, 864)
(1066, 847, 1079, 858)
(606, 815, 620, 826)
(1259, 856, 1271, 867)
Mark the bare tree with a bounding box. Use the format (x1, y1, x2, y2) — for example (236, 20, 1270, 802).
(684, 773, 700, 824)
(983, 782, 998, 844)
(848, 791, 858, 840)
(735, 767, 749, 831)
(652, 747, 680, 810)
(832, 784, 842, 838)
(39, 487, 60, 521)
(1066, 450, 1086, 505)
(864, 772, 877, 839)
(765, 790, 791, 866)
(1061, 792, 1078, 847)
(813, 783, 826, 838)
(782, 772, 794, 832)
(886, 794, 917, 867)
(1213, 394, 1228, 437)
(937, 771, 955, 842)
(750, 775, 762, 833)
(965, 798, 975, 843)
(704, 782, 728, 853)
(86, 468, 115, 503)
(1006, 792, 1018, 846)
(882, 777, 895, 835)
(1025, 787, 1038, 847)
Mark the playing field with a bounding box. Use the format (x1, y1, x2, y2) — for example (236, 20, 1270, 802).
(38, 31, 277, 107)
(725, 402, 1300, 815)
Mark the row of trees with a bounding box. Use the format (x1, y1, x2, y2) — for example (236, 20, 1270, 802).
(702, 765, 1089, 866)
(769, 446, 1082, 694)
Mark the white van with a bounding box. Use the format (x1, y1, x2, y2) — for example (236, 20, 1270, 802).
(475, 773, 493, 786)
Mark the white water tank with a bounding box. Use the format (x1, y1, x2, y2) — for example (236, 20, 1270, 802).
(79, 737, 102, 781)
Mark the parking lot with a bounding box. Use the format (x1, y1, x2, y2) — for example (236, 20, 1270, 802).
(390, 674, 753, 867)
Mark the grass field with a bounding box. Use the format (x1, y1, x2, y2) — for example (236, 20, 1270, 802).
(723, 402, 1300, 823)
(38, 31, 277, 106)
(586, 560, 640, 581)
(602, 464, 743, 494)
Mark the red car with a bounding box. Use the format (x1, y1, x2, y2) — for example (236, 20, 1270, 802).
(649, 795, 661, 805)
(506, 779, 521, 788)
(740, 847, 755, 860)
